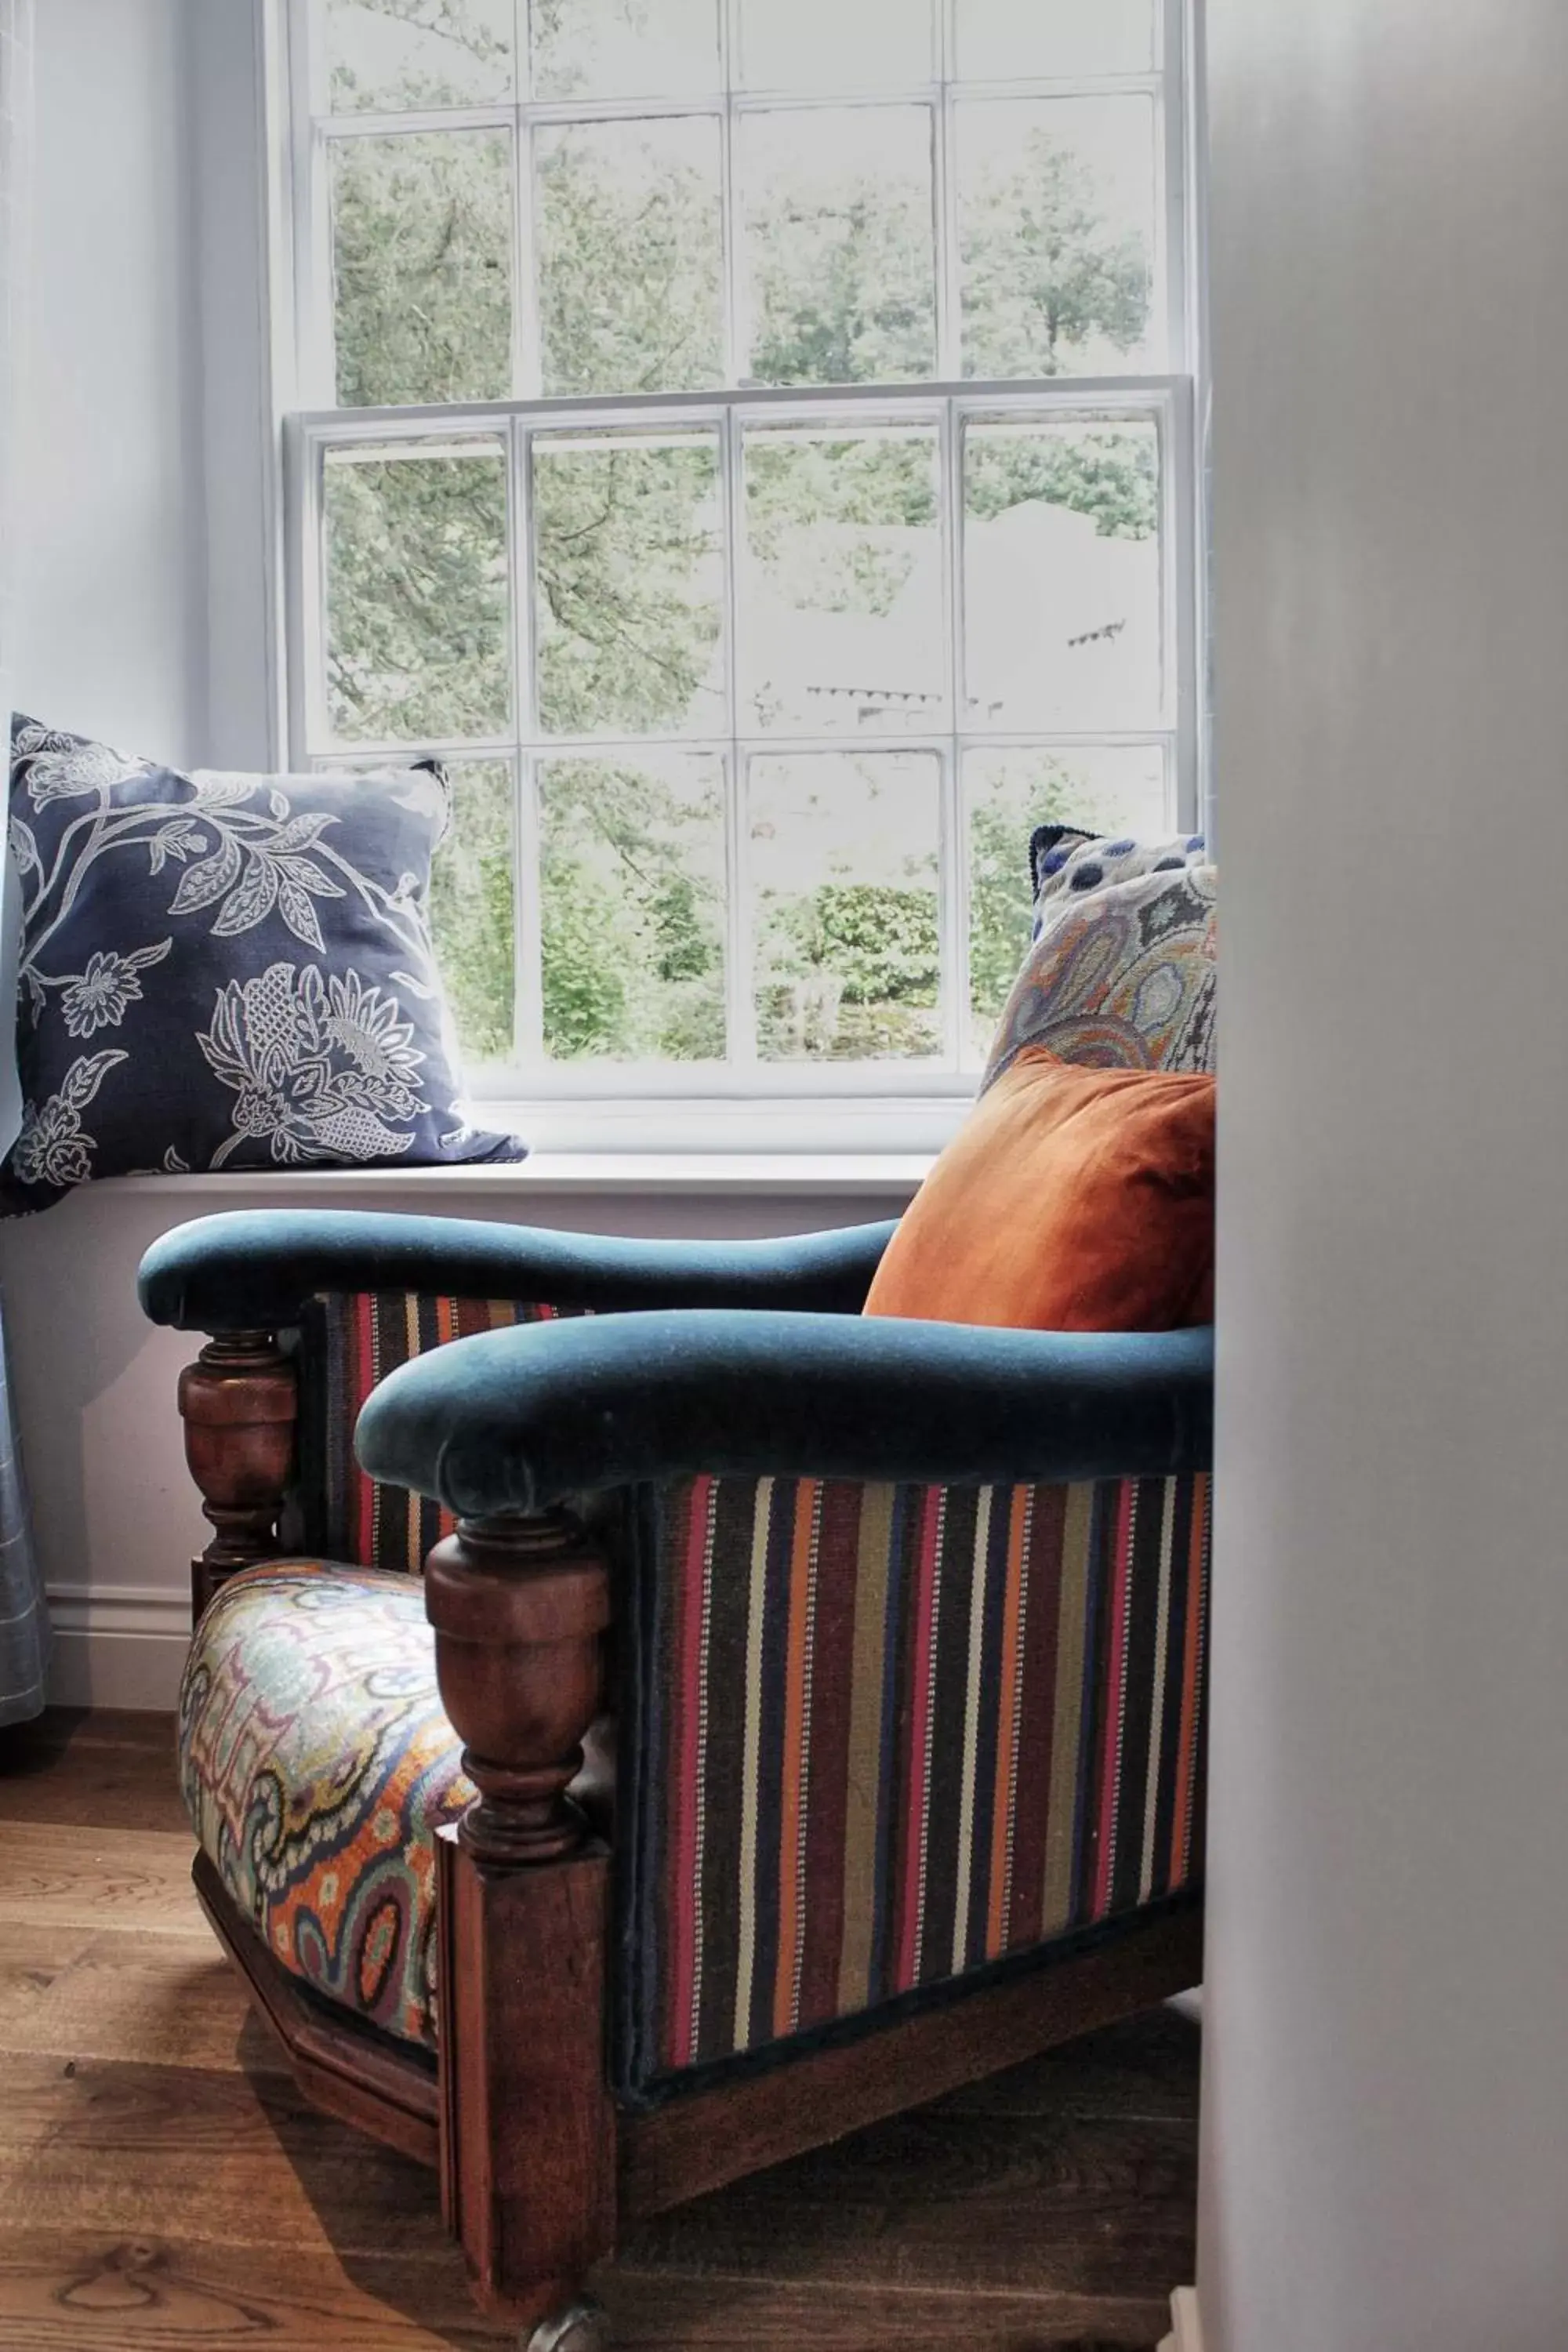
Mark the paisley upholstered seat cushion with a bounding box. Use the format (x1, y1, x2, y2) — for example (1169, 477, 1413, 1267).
(179, 1560, 471, 2049)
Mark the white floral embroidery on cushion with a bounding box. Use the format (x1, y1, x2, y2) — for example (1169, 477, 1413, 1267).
(20, 733, 150, 805)
(199, 963, 428, 1167)
(12, 1051, 127, 1188)
(60, 942, 173, 1038)
(4, 723, 520, 1203)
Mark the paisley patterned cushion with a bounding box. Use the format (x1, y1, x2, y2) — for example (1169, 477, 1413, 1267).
(179, 1560, 470, 2048)
(984, 862, 1217, 1087)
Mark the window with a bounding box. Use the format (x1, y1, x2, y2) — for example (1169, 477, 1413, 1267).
(275, 0, 1199, 1105)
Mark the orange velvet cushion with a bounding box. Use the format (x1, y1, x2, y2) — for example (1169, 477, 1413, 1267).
(865, 1047, 1215, 1332)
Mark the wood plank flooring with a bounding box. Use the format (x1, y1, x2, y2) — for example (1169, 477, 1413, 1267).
(0, 1708, 1198, 2349)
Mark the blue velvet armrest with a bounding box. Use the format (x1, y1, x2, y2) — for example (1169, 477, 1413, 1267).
(354, 1309, 1214, 1512)
(137, 1210, 899, 1331)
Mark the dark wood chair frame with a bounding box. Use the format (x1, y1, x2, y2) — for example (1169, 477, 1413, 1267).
(178, 1327, 1203, 2350)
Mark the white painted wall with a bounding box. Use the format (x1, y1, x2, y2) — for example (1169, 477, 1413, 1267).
(0, 0, 914, 1708)
(8, 0, 274, 764)
(1203, 5, 1568, 2349)
(2, 0, 208, 1702)
(12, 0, 205, 759)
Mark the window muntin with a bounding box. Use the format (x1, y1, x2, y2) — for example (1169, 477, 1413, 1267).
(285, 0, 1196, 1091)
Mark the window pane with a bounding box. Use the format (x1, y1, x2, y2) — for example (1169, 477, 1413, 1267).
(739, 107, 936, 386)
(963, 416, 1162, 731)
(332, 130, 513, 406)
(958, 97, 1159, 377)
(533, 430, 725, 737)
(740, 423, 944, 735)
(325, 0, 514, 111)
(540, 754, 727, 1061)
(736, 0, 934, 90)
(965, 744, 1169, 1053)
(536, 117, 723, 396)
(325, 439, 511, 743)
(430, 760, 516, 1062)
(751, 752, 942, 1062)
(956, 0, 1156, 82)
(530, 0, 720, 100)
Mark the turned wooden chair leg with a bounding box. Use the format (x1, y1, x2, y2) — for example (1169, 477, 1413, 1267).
(177, 1330, 297, 1621)
(426, 1509, 618, 2339)
(522, 2303, 612, 2352)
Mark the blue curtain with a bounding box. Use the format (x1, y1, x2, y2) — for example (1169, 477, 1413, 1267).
(0, 1298, 45, 1724)
(0, 5, 41, 1723)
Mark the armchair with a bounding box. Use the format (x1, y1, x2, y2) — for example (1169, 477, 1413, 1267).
(140, 1207, 1211, 2349)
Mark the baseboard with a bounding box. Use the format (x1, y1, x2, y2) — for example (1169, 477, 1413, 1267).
(1159, 2287, 1203, 2352)
(44, 1583, 189, 1711)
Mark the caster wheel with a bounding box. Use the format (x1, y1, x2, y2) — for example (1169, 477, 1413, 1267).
(523, 2298, 610, 2352)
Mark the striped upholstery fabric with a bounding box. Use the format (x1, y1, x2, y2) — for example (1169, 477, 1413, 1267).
(288, 1289, 1207, 2100)
(301, 1292, 582, 1573)
(627, 1468, 1207, 2087)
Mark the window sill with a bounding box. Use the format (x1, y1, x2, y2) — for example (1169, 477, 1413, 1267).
(102, 1150, 932, 1202)
(461, 1091, 971, 1158)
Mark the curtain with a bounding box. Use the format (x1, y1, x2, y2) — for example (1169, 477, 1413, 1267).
(0, 0, 46, 1726)
(0, 1328, 44, 1727)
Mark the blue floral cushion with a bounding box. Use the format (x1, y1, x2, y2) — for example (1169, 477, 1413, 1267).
(2, 717, 524, 1210)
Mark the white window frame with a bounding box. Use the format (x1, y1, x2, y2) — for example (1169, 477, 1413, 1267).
(263, 0, 1206, 1143)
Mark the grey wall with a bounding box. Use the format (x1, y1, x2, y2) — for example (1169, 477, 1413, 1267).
(13, 0, 205, 760)
(190, 0, 280, 770)
(0, 2, 916, 1710)
(1202, 4, 1568, 2347)
(11, 0, 274, 769)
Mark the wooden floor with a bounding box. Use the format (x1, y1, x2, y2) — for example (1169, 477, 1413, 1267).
(0, 1709, 1198, 2350)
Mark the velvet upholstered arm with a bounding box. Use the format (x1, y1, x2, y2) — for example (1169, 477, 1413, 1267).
(140, 1210, 900, 1612)
(354, 1309, 1214, 1515)
(138, 1208, 899, 1331)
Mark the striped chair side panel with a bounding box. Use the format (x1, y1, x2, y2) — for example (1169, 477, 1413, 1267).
(303, 1292, 581, 1574)
(638, 1470, 1209, 2082)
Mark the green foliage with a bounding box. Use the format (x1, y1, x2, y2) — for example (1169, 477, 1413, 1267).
(327, 0, 513, 113)
(537, 126, 723, 396)
(540, 760, 725, 1062)
(325, 451, 511, 743)
(757, 877, 941, 1063)
(539, 862, 634, 1059)
(428, 762, 515, 1060)
(966, 428, 1159, 543)
(968, 795, 1041, 1031)
(961, 131, 1149, 377)
(746, 435, 937, 622)
(323, 29, 1156, 1068)
(967, 755, 1127, 1041)
(748, 167, 936, 386)
(534, 438, 721, 737)
(332, 131, 511, 407)
(779, 883, 940, 1007)
(528, 0, 670, 100)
